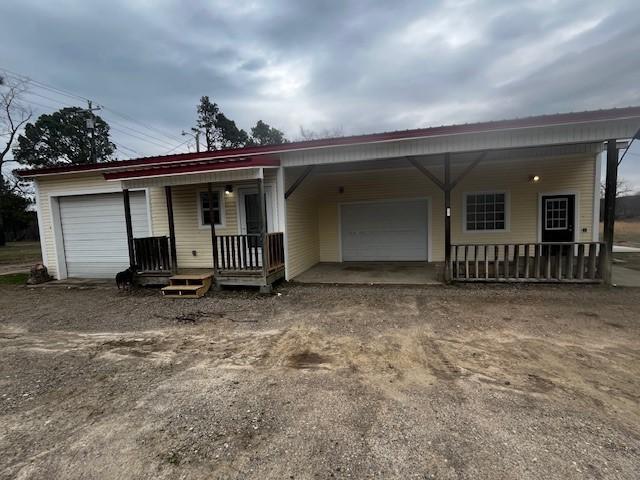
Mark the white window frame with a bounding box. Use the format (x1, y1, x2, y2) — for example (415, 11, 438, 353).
(544, 198, 569, 231)
(462, 190, 510, 233)
(197, 189, 225, 229)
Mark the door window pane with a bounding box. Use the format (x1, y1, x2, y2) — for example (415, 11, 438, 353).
(545, 198, 568, 230)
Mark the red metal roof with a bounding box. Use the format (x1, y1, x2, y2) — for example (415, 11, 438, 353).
(103, 155, 280, 180)
(15, 105, 640, 178)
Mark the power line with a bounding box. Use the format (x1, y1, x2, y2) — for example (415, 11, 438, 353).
(109, 126, 176, 149)
(100, 106, 183, 143)
(21, 89, 179, 149)
(3, 95, 142, 159)
(1, 65, 184, 147)
(5, 84, 179, 153)
(23, 90, 80, 108)
(0, 67, 88, 103)
(163, 138, 192, 154)
(100, 114, 176, 148)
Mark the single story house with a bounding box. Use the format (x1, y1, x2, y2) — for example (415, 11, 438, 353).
(17, 107, 640, 290)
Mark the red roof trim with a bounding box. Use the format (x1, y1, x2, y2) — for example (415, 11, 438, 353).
(103, 156, 280, 180)
(15, 106, 640, 177)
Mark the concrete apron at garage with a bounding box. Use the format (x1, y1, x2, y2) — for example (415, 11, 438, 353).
(293, 262, 444, 285)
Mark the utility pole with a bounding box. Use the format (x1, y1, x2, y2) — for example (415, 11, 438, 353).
(84, 100, 101, 163)
(182, 128, 202, 153)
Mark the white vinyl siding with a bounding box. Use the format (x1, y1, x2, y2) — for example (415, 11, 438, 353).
(285, 167, 320, 278)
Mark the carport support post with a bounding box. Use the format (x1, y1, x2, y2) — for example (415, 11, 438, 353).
(207, 183, 219, 271)
(122, 189, 136, 269)
(602, 139, 619, 284)
(257, 176, 270, 293)
(444, 154, 452, 283)
(165, 186, 178, 273)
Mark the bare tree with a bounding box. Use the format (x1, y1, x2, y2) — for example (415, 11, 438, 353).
(0, 75, 32, 246)
(600, 178, 635, 199)
(298, 125, 344, 141)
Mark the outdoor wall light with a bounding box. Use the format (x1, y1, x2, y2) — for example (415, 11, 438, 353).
(529, 175, 541, 183)
(225, 184, 233, 194)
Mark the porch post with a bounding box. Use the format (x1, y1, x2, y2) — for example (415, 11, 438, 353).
(122, 189, 136, 269)
(207, 183, 219, 271)
(443, 154, 452, 282)
(602, 139, 619, 284)
(165, 186, 178, 273)
(257, 176, 269, 287)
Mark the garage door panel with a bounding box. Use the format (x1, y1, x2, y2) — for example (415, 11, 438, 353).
(341, 200, 428, 261)
(60, 192, 148, 278)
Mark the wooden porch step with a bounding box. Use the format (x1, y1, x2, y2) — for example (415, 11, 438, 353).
(161, 284, 204, 291)
(162, 273, 212, 298)
(169, 273, 213, 281)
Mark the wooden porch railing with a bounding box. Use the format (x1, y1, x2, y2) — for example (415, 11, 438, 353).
(215, 232, 285, 274)
(451, 242, 605, 283)
(266, 232, 285, 273)
(134, 236, 172, 272)
(216, 234, 262, 271)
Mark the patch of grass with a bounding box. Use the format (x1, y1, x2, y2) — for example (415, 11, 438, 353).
(0, 241, 42, 265)
(614, 253, 640, 272)
(600, 220, 640, 247)
(0, 273, 29, 285)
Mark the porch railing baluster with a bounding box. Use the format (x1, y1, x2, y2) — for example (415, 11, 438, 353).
(450, 241, 604, 283)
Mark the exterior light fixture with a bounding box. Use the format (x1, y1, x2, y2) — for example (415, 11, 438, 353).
(529, 175, 541, 183)
(225, 184, 233, 194)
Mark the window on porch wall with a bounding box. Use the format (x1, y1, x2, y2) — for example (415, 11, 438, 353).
(465, 192, 506, 231)
(199, 191, 222, 225)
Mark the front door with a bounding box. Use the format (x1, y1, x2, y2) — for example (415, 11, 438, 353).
(244, 193, 261, 235)
(238, 187, 275, 235)
(541, 194, 575, 243)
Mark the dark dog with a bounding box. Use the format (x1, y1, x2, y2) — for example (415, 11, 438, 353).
(115, 266, 135, 291)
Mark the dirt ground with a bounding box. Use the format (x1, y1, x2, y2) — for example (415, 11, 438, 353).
(0, 283, 639, 479)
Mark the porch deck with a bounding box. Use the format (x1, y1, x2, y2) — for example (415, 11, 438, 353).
(293, 262, 444, 285)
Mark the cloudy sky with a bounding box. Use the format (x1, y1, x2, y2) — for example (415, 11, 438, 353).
(1, 0, 640, 188)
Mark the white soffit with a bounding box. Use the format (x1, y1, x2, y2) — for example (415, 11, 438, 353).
(280, 117, 640, 167)
(121, 167, 263, 189)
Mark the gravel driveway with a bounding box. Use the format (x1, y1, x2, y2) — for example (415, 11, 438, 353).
(1, 283, 639, 479)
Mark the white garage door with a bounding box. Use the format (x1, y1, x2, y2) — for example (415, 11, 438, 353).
(341, 200, 428, 261)
(59, 192, 149, 278)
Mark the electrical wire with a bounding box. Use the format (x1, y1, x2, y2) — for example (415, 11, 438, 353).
(19, 89, 180, 149)
(109, 126, 177, 149)
(3, 80, 182, 156)
(3, 95, 144, 160)
(163, 138, 192, 154)
(1, 65, 184, 147)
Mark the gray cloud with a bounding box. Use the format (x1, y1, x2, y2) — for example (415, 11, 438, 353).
(1, 0, 639, 187)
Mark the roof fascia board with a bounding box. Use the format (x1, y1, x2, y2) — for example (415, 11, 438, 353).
(18, 113, 640, 178)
